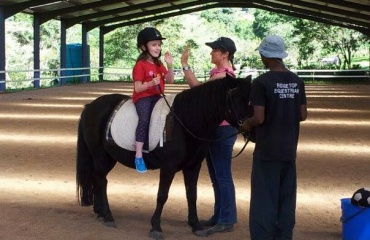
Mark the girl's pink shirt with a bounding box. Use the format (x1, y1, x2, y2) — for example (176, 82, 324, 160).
(209, 67, 236, 126)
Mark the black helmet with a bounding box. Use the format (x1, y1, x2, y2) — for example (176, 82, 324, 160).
(137, 27, 166, 48)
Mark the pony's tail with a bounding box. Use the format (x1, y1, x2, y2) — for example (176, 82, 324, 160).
(76, 110, 94, 206)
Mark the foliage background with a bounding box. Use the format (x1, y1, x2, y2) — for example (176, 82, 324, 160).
(4, 8, 370, 76)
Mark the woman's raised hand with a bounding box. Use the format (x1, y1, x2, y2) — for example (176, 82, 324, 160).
(181, 45, 190, 66)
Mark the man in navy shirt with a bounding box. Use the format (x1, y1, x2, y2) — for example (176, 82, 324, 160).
(242, 35, 307, 240)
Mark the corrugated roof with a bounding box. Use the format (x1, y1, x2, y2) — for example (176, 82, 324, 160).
(0, 0, 369, 36)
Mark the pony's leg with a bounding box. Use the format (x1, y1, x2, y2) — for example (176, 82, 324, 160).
(91, 150, 117, 228)
(182, 163, 207, 236)
(149, 168, 176, 239)
(93, 173, 114, 223)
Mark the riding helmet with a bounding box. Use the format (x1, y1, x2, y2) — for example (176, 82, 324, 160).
(137, 27, 166, 48)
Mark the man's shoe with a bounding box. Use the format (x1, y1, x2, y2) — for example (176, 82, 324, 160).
(199, 218, 216, 227)
(206, 223, 234, 235)
(135, 157, 147, 173)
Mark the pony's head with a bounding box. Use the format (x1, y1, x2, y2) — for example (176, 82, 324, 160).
(223, 75, 253, 128)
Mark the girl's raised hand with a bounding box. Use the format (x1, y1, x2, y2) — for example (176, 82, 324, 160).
(164, 51, 173, 65)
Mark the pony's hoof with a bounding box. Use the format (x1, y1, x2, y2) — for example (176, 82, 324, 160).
(149, 231, 164, 240)
(96, 215, 116, 228)
(103, 221, 117, 228)
(193, 229, 208, 237)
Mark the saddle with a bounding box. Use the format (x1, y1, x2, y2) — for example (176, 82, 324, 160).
(106, 94, 176, 152)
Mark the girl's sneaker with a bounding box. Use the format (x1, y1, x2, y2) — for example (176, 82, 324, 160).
(135, 157, 147, 173)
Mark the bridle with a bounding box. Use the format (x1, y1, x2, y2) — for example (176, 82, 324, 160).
(225, 86, 254, 158)
(226, 87, 245, 130)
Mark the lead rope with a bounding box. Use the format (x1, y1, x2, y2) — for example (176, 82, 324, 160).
(232, 130, 253, 158)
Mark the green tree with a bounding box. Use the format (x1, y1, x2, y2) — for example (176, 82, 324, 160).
(292, 20, 368, 69)
(291, 19, 325, 68)
(201, 8, 254, 40)
(200, 8, 235, 29)
(252, 9, 295, 39)
(323, 27, 368, 69)
(6, 13, 34, 73)
(104, 25, 139, 66)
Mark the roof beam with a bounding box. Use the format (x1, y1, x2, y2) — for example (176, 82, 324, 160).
(244, 2, 370, 36)
(87, 1, 216, 31)
(3, 0, 61, 19)
(64, 0, 188, 28)
(315, 0, 370, 12)
(100, 3, 220, 34)
(249, 1, 369, 29)
(264, 0, 370, 22)
(38, 0, 130, 24)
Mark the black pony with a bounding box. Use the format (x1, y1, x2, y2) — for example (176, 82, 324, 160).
(76, 75, 252, 239)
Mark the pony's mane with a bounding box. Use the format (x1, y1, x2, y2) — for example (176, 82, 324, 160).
(173, 75, 240, 137)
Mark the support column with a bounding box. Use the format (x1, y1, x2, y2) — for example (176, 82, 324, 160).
(33, 14, 40, 88)
(81, 24, 89, 83)
(0, 7, 6, 91)
(60, 20, 67, 85)
(99, 27, 104, 82)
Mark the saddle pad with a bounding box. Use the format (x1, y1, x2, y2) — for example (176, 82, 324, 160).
(110, 94, 176, 151)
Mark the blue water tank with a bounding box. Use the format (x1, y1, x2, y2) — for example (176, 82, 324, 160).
(65, 44, 90, 83)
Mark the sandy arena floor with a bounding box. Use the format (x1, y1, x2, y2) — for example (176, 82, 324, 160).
(0, 81, 369, 240)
